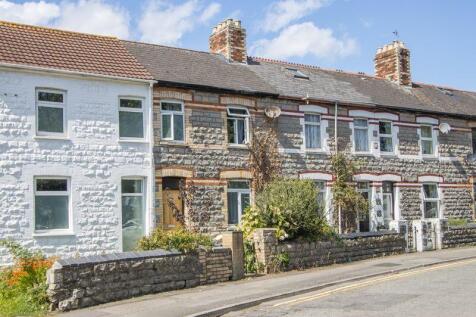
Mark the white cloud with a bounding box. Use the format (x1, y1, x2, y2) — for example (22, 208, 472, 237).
(251, 22, 357, 60)
(54, 0, 130, 38)
(261, 0, 329, 33)
(139, 0, 221, 46)
(0, 0, 60, 25)
(0, 0, 130, 38)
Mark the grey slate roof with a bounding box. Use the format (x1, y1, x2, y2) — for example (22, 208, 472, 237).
(123, 39, 476, 117)
(122, 41, 278, 95)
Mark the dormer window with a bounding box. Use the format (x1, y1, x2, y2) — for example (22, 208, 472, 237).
(286, 67, 309, 80)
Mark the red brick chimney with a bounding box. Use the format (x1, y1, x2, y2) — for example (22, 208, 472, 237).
(374, 41, 412, 86)
(209, 19, 247, 64)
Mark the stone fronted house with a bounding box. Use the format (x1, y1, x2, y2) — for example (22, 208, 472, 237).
(124, 19, 476, 252)
(0, 22, 155, 263)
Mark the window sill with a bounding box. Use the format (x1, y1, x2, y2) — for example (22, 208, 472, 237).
(33, 230, 75, 237)
(422, 156, 438, 161)
(352, 152, 374, 157)
(34, 135, 70, 141)
(304, 149, 330, 154)
(228, 144, 249, 150)
(119, 139, 149, 144)
(380, 153, 397, 158)
(159, 141, 188, 147)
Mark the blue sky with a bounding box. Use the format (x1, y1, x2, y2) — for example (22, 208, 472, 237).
(1, 0, 475, 91)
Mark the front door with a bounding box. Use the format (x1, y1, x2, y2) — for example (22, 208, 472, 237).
(163, 189, 182, 230)
(382, 182, 394, 229)
(121, 178, 145, 251)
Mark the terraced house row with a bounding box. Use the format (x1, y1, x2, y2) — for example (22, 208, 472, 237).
(1, 19, 476, 263)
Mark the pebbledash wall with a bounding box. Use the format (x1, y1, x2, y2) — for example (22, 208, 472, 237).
(153, 86, 476, 242)
(0, 67, 153, 264)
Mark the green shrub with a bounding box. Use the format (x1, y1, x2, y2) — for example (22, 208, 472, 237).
(252, 179, 334, 240)
(137, 227, 213, 253)
(0, 240, 52, 317)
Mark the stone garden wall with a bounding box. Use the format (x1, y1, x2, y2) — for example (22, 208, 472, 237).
(253, 228, 406, 273)
(47, 247, 232, 311)
(443, 224, 476, 248)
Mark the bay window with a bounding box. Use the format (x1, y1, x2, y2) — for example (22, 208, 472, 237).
(34, 178, 70, 232)
(423, 183, 439, 218)
(227, 180, 250, 224)
(227, 107, 249, 145)
(379, 121, 393, 153)
(36, 89, 66, 135)
(304, 114, 321, 149)
(354, 119, 369, 152)
(161, 101, 184, 141)
(119, 98, 144, 139)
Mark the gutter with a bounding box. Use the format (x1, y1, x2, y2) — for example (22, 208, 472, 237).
(0, 62, 156, 85)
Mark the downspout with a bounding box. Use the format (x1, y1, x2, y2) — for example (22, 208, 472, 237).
(334, 101, 342, 235)
(148, 82, 156, 235)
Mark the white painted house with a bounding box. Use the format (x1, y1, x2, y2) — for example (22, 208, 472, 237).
(0, 22, 155, 263)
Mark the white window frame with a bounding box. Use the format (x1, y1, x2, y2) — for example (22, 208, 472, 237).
(227, 106, 250, 145)
(420, 125, 436, 157)
(36, 88, 67, 137)
(422, 183, 440, 219)
(304, 113, 322, 150)
(353, 118, 370, 153)
(227, 180, 251, 224)
(119, 97, 145, 140)
(33, 177, 72, 235)
(160, 100, 184, 142)
(379, 121, 394, 154)
(121, 177, 147, 251)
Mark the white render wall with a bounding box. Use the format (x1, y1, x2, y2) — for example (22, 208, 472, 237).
(0, 67, 154, 264)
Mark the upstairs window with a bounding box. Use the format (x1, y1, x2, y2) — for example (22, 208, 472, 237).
(161, 101, 184, 141)
(354, 119, 369, 152)
(227, 107, 249, 145)
(379, 121, 393, 153)
(36, 89, 66, 135)
(119, 98, 144, 139)
(34, 178, 70, 232)
(423, 183, 439, 218)
(420, 125, 434, 156)
(304, 114, 321, 149)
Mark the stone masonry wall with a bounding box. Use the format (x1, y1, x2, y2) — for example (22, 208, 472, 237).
(253, 228, 406, 273)
(0, 69, 152, 264)
(442, 225, 476, 248)
(47, 247, 232, 311)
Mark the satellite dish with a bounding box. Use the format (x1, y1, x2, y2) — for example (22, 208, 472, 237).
(438, 122, 451, 134)
(265, 106, 281, 119)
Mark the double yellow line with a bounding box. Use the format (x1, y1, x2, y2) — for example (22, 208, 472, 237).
(273, 258, 476, 307)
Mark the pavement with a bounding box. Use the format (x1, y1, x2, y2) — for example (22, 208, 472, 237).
(224, 256, 476, 317)
(58, 247, 476, 317)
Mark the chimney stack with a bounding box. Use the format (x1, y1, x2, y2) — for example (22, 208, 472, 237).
(374, 41, 411, 86)
(209, 19, 247, 64)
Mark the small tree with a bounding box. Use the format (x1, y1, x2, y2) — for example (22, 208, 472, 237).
(248, 123, 282, 193)
(331, 153, 370, 234)
(166, 180, 212, 232)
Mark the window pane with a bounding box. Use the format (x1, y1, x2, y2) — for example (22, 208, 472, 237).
(357, 182, 369, 190)
(315, 181, 325, 191)
(354, 119, 368, 127)
(161, 102, 182, 112)
(227, 192, 239, 224)
(424, 201, 438, 218)
(173, 114, 184, 141)
(472, 128, 476, 155)
(382, 194, 393, 220)
(162, 114, 172, 139)
(379, 121, 392, 134)
(241, 193, 250, 213)
(422, 140, 433, 155)
(38, 106, 63, 133)
(354, 128, 368, 152)
(38, 91, 63, 103)
(122, 179, 143, 194)
(380, 136, 393, 152)
(229, 181, 250, 189)
(423, 184, 438, 198)
(35, 196, 69, 230)
(119, 111, 144, 138)
(120, 99, 142, 109)
(122, 196, 144, 251)
(305, 124, 321, 149)
(304, 114, 320, 123)
(421, 126, 432, 138)
(228, 108, 249, 116)
(237, 119, 246, 144)
(227, 119, 235, 143)
(382, 182, 393, 193)
(37, 179, 67, 191)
